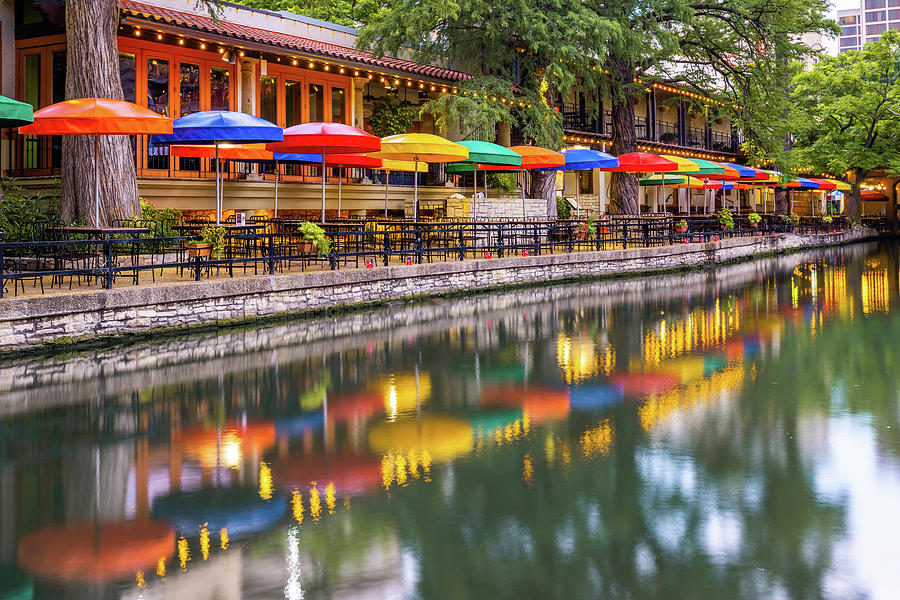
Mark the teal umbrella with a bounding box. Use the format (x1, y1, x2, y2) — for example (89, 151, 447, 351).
(447, 141, 521, 220)
(0, 95, 34, 127)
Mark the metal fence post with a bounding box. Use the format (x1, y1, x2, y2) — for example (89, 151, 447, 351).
(267, 232, 276, 275)
(105, 237, 114, 290)
(0, 231, 5, 299)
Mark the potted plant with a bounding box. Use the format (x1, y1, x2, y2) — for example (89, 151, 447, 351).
(781, 213, 800, 232)
(187, 225, 226, 258)
(675, 218, 689, 233)
(297, 221, 332, 257)
(747, 212, 761, 228)
(576, 215, 596, 240)
(822, 215, 833, 224)
(716, 207, 734, 230)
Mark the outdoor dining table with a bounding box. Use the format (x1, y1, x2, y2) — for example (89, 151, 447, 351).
(172, 223, 268, 276)
(45, 226, 153, 288)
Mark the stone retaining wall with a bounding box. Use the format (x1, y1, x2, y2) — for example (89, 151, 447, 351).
(0, 228, 878, 351)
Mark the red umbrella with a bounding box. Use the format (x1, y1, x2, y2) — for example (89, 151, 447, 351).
(808, 178, 837, 190)
(18, 520, 174, 583)
(19, 98, 173, 226)
(606, 152, 679, 173)
(480, 385, 571, 424)
(324, 154, 383, 217)
(267, 122, 381, 222)
(861, 189, 888, 201)
(273, 453, 382, 496)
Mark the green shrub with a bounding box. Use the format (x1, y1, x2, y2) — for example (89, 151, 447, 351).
(486, 172, 517, 195)
(369, 94, 418, 138)
(298, 221, 332, 257)
(556, 195, 571, 219)
(199, 226, 227, 258)
(0, 178, 60, 243)
(747, 212, 761, 225)
(716, 207, 734, 230)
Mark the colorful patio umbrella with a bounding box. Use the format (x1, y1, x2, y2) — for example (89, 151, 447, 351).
(639, 174, 688, 186)
(479, 146, 565, 219)
(824, 178, 852, 191)
(373, 159, 428, 218)
(861, 189, 888, 201)
(0, 565, 31, 600)
(21, 98, 173, 226)
(273, 453, 383, 496)
(446, 141, 522, 220)
(369, 133, 468, 221)
(480, 385, 571, 424)
(17, 520, 175, 583)
(170, 143, 273, 161)
(534, 148, 618, 217)
(608, 153, 680, 213)
(323, 153, 383, 217)
(0, 95, 34, 127)
(267, 122, 381, 222)
(152, 110, 282, 224)
(152, 488, 284, 540)
(368, 415, 473, 463)
(173, 420, 276, 470)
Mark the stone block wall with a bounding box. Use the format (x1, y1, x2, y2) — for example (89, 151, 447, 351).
(445, 194, 547, 220)
(0, 228, 876, 352)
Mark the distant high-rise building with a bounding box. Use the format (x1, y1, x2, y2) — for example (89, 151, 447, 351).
(837, 1, 900, 53)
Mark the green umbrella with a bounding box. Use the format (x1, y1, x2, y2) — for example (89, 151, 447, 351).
(639, 174, 687, 186)
(0, 95, 34, 127)
(446, 141, 522, 220)
(678, 158, 724, 213)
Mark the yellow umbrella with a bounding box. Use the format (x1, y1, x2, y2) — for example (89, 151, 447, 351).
(824, 179, 852, 191)
(368, 416, 473, 463)
(369, 133, 469, 220)
(374, 160, 429, 218)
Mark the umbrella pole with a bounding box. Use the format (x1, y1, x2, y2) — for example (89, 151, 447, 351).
(321, 149, 326, 223)
(215, 142, 221, 225)
(472, 164, 477, 221)
(576, 172, 581, 219)
(274, 160, 279, 218)
(520, 170, 526, 220)
(413, 155, 419, 221)
(338, 166, 342, 219)
(385, 169, 390, 218)
(93, 136, 100, 226)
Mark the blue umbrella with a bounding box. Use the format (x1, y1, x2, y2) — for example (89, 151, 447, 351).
(719, 162, 758, 179)
(538, 149, 619, 216)
(569, 384, 624, 412)
(152, 111, 283, 224)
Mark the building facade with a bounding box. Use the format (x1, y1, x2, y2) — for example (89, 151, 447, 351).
(837, 1, 900, 53)
(1, 0, 744, 218)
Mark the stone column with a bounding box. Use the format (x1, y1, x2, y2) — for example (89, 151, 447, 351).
(239, 59, 257, 116)
(351, 76, 367, 130)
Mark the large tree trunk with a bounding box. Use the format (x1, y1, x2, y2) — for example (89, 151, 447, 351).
(843, 168, 865, 221)
(775, 189, 790, 214)
(61, 0, 139, 226)
(531, 170, 557, 219)
(608, 62, 639, 215)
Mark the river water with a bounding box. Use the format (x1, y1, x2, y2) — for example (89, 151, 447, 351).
(1, 241, 899, 599)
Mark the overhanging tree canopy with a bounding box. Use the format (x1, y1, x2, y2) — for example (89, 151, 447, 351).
(358, 0, 834, 215)
(791, 30, 900, 220)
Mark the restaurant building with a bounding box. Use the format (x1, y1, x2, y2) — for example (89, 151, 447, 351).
(0, 0, 746, 218)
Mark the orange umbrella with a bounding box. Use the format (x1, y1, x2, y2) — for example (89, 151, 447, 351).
(173, 420, 276, 470)
(18, 520, 174, 583)
(19, 98, 173, 226)
(477, 146, 565, 219)
(171, 143, 273, 160)
(273, 453, 383, 496)
(480, 385, 571, 424)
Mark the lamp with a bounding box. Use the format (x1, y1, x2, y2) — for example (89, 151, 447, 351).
(221, 49, 236, 64)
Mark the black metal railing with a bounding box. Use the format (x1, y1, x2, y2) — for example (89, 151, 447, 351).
(0, 215, 851, 298)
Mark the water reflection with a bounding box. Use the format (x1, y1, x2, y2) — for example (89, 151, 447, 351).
(1, 241, 899, 598)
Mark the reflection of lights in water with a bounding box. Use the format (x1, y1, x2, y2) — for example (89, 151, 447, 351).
(291, 489, 304, 525)
(639, 364, 744, 431)
(580, 420, 614, 459)
(221, 433, 243, 469)
(556, 334, 612, 384)
(382, 373, 433, 420)
(259, 461, 274, 500)
(522, 452, 534, 486)
(177, 536, 190, 571)
(156, 557, 166, 579)
(285, 526, 303, 600)
(381, 451, 433, 490)
(136, 570, 145, 588)
(200, 524, 210, 561)
(408, 451, 419, 479)
(343, 497, 351, 510)
(545, 435, 555, 465)
(325, 482, 336, 515)
(309, 484, 322, 522)
(220, 527, 229, 550)
(395, 454, 408, 486)
(387, 377, 398, 421)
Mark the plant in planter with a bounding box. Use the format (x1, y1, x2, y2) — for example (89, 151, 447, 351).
(576, 215, 596, 240)
(676, 218, 689, 233)
(822, 215, 833, 224)
(187, 225, 226, 258)
(716, 207, 734, 230)
(747, 212, 762, 228)
(781, 213, 800, 231)
(298, 221, 332, 257)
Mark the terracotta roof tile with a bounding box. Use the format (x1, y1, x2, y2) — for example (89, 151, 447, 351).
(120, 1, 469, 82)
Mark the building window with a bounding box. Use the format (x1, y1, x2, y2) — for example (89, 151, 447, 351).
(867, 23, 887, 35)
(865, 0, 886, 9)
(147, 58, 170, 170)
(308, 83, 324, 122)
(285, 80, 303, 126)
(891, 0, 900, 6)
(51, 51, 66, 104)
(890, 9, 900, 19)
(840, 15, 859, 24)
(180, 63, 200, 115)
(210, 67, 230, 111)
(331, 87, 345, 124)
(840, 36, 860, 47)
(119, 53, 136, 104)
(866, 10, 886, 21)
(841, 25, 859, 35)
(23, 53, 41, 169)
(260, 76, 277, 124)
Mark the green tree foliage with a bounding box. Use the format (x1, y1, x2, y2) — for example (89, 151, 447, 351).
(229, 0, 385, 27)
(791, 31, 900, 219)
(368, 94, 418, 137)
(358, 0, 834, 214)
